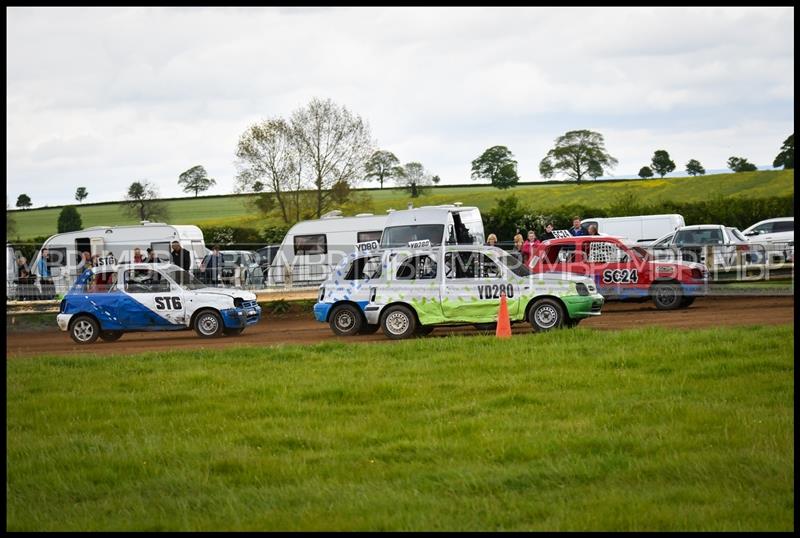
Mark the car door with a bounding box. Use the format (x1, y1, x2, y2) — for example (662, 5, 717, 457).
(586, 240, 643, 298)
(382, 252, 443, 325)
(120, 267, 185, 329)
(441, 250, 517, 322)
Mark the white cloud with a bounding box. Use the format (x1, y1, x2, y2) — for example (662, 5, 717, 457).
(6, 6, 794, 206)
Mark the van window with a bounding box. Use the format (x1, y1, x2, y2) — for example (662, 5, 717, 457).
(381, 225, 444, 247)
(357, 231, 383, 243)
(294, 234, 327, 255)
(345, 256, 382, 280)
(395, 255, 437, 280)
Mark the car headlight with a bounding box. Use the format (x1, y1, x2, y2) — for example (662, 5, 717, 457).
(576, 282, 590, 296)
(234, 297, 243, 308)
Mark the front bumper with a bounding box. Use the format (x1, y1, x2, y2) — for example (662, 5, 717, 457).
(313, 302, 332, 323)
(563, 294, 604, 318)
(220, 305, 262, 328)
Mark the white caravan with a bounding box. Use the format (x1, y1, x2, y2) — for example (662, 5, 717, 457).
(380, 204, 484, 248)
(267, 211, 388, 286)
(581, 214, 684, 244)
(30, 222, 207, 295)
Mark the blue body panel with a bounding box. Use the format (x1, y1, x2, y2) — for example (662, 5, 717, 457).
(221, 305, 262, 328)
(314, 300, 369, 323)
(62, 293, 181, 331)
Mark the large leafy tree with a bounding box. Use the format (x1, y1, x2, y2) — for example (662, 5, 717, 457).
(539, 130, 617, 183)
(235, 118, 305, 223)
(685, 159, 705, 176)
(290, 97, 374, 218)
(178, 165, 216, 197)
(398, 162, 432, 198)
(16, 194, 32, 210)
(471, 145, 520, 189)
(365, 150, 403, 189)
(638, 166, 654, 179)
(650, 150, 676, 178)
(123, 181, 169, 222)
(75, 187, 89, 203)
(773, 134, 794, 169)
(727, 156, 758, 173)
(57, 205, 83, 233)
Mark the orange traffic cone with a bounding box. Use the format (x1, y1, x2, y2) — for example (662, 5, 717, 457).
(496, 291, 512, 339)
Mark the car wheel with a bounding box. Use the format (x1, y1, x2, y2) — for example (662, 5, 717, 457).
(358, 323, 381, 335)
(416, 325, 435, 336)
(223, 327, 245, 336)
(69, 315, 100, 344)
(381, 305, 417, 340)
(329, 304, 363, 336)
(194, 310, 224, 338)
(99, 330, 123, 342)
(652, 282, 683, 310)
(679, 296, 696, 308)
(528, 298, 565, 332)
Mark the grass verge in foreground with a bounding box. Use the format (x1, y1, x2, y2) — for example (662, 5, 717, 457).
(6, 325, 794, 531)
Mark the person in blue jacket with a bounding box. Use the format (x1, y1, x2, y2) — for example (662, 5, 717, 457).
(569, 216, 587, 236)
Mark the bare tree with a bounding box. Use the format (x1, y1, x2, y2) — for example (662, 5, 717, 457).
(235, 118, 306, 223)
(290, 98, 374, 218)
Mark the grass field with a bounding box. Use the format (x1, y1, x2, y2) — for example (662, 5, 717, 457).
(7, 169, 794, 240)
(6, 325, 794, 531)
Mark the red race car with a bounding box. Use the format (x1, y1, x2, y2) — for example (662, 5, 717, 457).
(530, 236, 708, 309)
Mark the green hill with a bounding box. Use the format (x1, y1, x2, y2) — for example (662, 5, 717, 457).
(6, 170, 794, 240)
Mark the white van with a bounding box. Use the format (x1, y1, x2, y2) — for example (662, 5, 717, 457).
(268, 211, 388, 286)
(581, 214, 684, 244)
(380, 204, 484, 248)
(30, 222, 207, 295)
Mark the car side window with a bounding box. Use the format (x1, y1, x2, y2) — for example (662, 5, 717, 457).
(124, 269, 170, 293)
(83, 271, 118, 293)
(396, 255, 437, 280)
(773, 221, 793, 233)
(587, 242, 629, 263)
(444, 252, 501, 279)
(753, 223, 773, 234)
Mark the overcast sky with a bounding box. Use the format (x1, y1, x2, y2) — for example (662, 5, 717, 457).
(6, 6, 794, 207)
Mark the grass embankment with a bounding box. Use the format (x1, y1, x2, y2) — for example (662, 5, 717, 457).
(7, 170, 794, 239)
(6, 325, 794, 531)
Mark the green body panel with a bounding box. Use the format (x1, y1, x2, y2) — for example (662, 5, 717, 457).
(563, 295, 604, 319)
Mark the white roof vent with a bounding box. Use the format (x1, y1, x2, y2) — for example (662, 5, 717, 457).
(453, 202, 463, 207)
(386, 208, 396, 213)
(320, 210, 343, 219)
(355, 213, 374, 217)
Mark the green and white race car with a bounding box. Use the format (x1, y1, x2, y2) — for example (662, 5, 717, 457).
(313, 245, 604, 339)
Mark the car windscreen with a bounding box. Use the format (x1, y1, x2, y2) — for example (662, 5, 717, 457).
(381, 225, 444, 247)
(728, 228, 747, 242)
(675, 228, 723, 245)
(166, 268, 207, 290)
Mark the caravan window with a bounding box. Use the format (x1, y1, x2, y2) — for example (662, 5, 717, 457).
(357, 231, 383, 243)
(45, 247, 68, 267)
(294, 234, 327, 255)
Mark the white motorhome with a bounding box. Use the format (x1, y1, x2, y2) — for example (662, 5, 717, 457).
(581, 214, 684, 244)
(380, 204, 484, 248)
(30, 222, 206, 294)
(268, 211, 388, 286)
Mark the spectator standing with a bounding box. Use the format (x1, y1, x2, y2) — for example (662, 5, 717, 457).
(37, 248, 55, 299)
(587, 224, 599, 236)
(202, 244, 224, 286)
(511, 234, 524, 262)
(521, 230, 541, 267)
(486, 233, 498, 247)
(133, 248, 144, 263)
(170, 241, 191, 271)
(570, 216, 587, 236)
(78, 251, 93, 272)
(540, 223, 556, 241)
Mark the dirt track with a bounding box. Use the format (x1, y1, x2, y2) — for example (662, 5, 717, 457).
(6, 296, 794, 359)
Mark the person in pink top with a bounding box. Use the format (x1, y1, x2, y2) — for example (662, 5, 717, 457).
(521, 230, 540, 267)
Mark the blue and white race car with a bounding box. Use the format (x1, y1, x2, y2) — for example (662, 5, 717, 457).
(57, 263, 261, 344)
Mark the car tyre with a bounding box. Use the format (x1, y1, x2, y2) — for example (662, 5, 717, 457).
(329, 304, 363, 336)
(69, 315, 100, 344)
(652, 282, 683, 310)
(528, 298, 565, 332)
(380, 304, 417, 340)
(194, 309, 224, 338)
(223, 327, 245, 336)
(99, 330, 123, 342)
